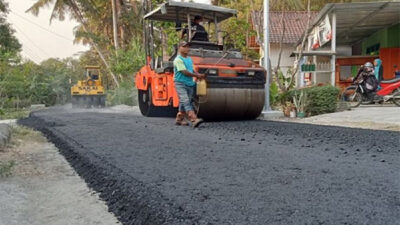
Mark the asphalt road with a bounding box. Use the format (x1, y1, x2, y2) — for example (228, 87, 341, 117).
(19, 107, 400, 225)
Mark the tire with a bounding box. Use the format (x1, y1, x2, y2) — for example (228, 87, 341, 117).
(341, 86, 362, 108)
(392, 92, 400, 107)
(138, 87, 177, 117)
(138, 88, 151, 116)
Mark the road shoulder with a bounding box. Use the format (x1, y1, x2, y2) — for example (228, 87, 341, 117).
(0, 126, 120, 225)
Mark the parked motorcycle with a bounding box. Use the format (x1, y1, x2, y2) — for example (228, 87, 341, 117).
(341, 77, 400, 108)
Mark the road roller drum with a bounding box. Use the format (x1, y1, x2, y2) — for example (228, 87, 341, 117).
(197, 88, 265, 120)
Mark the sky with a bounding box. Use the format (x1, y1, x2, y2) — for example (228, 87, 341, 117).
(7, 0, 88, 63)
(7, 0, 211, 64)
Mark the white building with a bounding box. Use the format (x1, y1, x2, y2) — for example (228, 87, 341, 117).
(248, 11, 318, 76)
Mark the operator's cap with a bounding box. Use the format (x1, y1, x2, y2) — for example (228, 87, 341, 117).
(194, 15, 203, 21)
(178, 41, 189, 47)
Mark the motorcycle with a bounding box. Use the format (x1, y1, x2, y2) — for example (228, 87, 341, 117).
(341, 76, 400, 108)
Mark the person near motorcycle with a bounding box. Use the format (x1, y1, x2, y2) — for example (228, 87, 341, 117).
(374, 58, 384, 89)
(343, 62, 400, 108)
(395, 64, 400, 78)
(353, 62, 379, 101)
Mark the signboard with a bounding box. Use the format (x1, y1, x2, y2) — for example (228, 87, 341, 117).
(308, 27, 320, 50)
(308, 15, 332, 50)
(318, 15, 332, 47)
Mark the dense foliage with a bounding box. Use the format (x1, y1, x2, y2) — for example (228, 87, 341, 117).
(110, 38, 146, 78)
(0, 0, 21, 62)
(1, 58, 84, 108)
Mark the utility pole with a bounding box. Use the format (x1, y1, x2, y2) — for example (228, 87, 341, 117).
(111, 0, 119, 50)
(263, 0, 270, 111)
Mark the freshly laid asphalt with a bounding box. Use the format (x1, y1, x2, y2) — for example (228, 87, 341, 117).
(19, 107, 400, 225)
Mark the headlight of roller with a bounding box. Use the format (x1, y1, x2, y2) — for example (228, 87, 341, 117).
(248, 71, 255, 76)
(208, 69, 218, 75)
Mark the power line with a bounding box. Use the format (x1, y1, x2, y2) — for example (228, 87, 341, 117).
(12, 23, 51, 58)
(22, 46, 43, 61)
(13, 23, 50, 58)
(19, 36, 42, 58)
(14, 33, 44, 62)
(21, 51, 40, 62)
(10, 10, 75, 42)
(25, 46, 44, 62)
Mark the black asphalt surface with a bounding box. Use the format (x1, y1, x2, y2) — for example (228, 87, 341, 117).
(19, 107, 400, 225)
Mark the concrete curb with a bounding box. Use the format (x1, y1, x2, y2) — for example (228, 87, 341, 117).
(0, 124, 11, 149)
(260, 110, 284, 120)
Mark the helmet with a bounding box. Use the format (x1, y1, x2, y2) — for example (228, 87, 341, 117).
(364, 62, 373, 68)
(363, 62, 374, 73)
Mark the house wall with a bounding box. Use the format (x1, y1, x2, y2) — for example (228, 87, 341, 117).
(269, 43, 295, 76)
(361, 23, 400, 55)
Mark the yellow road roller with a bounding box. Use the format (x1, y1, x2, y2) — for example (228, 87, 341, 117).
(71, 66, 106, 108)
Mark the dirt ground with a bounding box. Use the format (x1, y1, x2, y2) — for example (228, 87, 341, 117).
(0, 126, 119, 225)
(19, 106, 400, 225)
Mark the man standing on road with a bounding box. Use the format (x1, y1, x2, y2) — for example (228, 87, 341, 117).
(173, 41, 205, 127)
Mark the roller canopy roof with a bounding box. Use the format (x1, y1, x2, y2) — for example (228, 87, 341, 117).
(144, 0, 237, 22)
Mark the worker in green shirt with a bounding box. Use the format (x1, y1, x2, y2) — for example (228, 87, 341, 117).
(173, 41, 205, 127)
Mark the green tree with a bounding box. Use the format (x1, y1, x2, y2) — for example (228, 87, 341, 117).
(38, 57, 85, 105)
(0, 0, 21, 62)
(0, 61, 32, 108)
(110, 38, 146, 78)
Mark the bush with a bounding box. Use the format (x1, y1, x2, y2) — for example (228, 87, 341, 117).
(2, 98, 31, 109)
(281, 85, 340, 116)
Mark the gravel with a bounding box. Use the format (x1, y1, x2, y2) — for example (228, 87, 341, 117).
(19, 107, 400, 225)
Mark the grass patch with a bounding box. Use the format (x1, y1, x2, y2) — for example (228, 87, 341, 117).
(10, 126, 45, 144)
(0, 160, 15, 177)
(0, 108, 30, 120)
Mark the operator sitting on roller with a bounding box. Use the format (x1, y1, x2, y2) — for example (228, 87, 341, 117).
(181, 15, 209, 42)
(173, 41, 205, 127)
